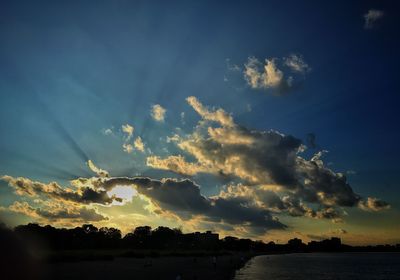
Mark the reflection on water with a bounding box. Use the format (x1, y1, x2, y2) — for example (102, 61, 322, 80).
(234, 253, 400, 280)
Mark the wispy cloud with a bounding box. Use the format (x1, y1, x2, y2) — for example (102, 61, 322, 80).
(101, 127, 114, 136)
(364, 9, 384, 29)
(87, 160, 109, 178)
(284, 54, 311, 73)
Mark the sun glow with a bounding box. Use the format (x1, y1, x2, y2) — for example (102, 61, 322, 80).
(107, 185, 137, 205)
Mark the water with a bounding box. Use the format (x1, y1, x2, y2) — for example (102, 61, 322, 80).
(234, 253, 400, 280)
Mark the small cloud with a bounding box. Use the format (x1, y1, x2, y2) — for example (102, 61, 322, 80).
(244, 57, 284, 89)
(346, 170, 356, 175)
(226, 58, 241, 71)
(151, 104, 166, 122)
(364, 9, 384, 29)
(359, 197, 390, 212)
(243, 55, 309, 95)
(246, 104, 252, 112)
(335, 229, 348, 234)
(101, 127, 114, 136)
(123, 143, 134, 153)
(122, 124, 134, 140)
(134, 136, 145, 152)
(284, 54, 311, 73)
(87, 160, 109, 177)
(180, 112, 185, 124)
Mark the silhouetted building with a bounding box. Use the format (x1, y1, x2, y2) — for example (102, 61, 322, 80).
(307, 237, 342, 251)
(184, 230, 219, 249)
(288, 238, 306, 251)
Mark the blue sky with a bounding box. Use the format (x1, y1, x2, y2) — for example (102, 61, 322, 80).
(0, 0, 399, 244)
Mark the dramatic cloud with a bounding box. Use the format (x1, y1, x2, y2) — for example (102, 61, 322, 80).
(1, 175, 122, 205)
(99, 177, 286, 232)
(1, 174, 285, 234)
(364, 9, 384, 29)
(1, 97, 389, 236)
(6, 201, 107, 223)
(151, 104, 166, 122)
(146, 97, 389, 223)
(284, 54, 311, 73)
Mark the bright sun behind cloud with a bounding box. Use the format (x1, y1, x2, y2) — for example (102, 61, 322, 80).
(107, 185, 137, 205)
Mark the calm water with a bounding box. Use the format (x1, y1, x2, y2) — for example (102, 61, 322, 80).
(234, 253, 400, 280)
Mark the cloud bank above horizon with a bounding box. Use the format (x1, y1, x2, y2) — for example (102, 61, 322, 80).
(0, 97, 390, 239)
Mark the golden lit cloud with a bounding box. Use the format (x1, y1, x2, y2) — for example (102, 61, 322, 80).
(87, 160, 109, 177)
(121, 124, 134, 139)
(151, 104, 166, 122)
(134, 136, 145, 152)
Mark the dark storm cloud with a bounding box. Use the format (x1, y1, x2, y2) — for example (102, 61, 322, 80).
(102, 177, 286, 232)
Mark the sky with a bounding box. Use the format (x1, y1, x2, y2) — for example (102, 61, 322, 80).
(0, 0, 399, 245)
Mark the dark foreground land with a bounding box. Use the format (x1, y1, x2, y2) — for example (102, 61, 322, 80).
(3, 250, 253, 280)
(43, 255, 250, 280)
(1, 223, 399, 280)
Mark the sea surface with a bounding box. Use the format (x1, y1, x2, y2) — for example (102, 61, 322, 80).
(234, 252, 400, 280)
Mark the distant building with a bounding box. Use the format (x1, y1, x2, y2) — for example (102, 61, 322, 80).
(307, 237, 342, 251)
(183, 230, 219, 249)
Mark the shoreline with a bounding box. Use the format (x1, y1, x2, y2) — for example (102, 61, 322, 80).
(230, 253, 256, 279)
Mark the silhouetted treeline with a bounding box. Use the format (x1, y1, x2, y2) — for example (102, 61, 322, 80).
(1, 223, 399, 253)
